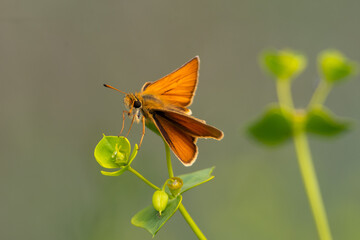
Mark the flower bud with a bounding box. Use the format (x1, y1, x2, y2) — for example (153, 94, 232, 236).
(167, 177, 183, 196)
(112, 143, 128, 165)
(262, 49, 306, 81)
(319, 50, 356, 83)
(152, 190, 169, 216)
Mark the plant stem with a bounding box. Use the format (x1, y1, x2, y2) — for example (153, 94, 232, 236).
(128, 166, 160, 191)
(308, 80, 332, 109)
(178, 203, 207, 240)
(276, 79, 332, 240)
(293, 123, 332, 240)
(163, 141, 207, 240)
(277, 79, 294, 109)
(164, 141, 174, 178)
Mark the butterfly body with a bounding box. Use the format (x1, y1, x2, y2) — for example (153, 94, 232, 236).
(106, 56, 223, 166)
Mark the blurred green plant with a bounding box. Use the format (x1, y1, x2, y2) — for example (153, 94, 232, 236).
(248, 49, 357, 240)
(94, 135, 214, 239)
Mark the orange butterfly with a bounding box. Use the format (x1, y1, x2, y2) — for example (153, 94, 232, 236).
(104, 56, 223, 166)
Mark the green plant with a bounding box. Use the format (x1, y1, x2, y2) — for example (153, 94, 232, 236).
(94, 134, 215, 239)
(248, 49, 357, 240)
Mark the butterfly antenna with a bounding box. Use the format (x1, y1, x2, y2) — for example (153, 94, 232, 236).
(103, 84, 127, 95)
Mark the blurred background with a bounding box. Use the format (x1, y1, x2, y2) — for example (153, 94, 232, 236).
(1, 0, 360, 239)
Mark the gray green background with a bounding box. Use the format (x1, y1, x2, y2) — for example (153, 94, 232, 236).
(1, 1, 360, 239)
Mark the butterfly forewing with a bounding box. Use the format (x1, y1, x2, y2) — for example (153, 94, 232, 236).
(141, 57, 199, 108)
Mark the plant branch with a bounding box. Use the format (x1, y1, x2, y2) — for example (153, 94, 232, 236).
(308, 80, 332, 109)
(276, 79, 294, 109)
(293, 123, 332, 240)
(178, 203, 207, 240)
(164, 141, 174, 178)
(163, 140, 207, 239)
(128, 166, 160, 191)
(276, 78, 332, 240)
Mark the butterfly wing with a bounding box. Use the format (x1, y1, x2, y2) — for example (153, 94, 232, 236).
(150, 111, 198, 166)
(139, 56, 223, 165)
(141, 57, 199, 109)
(153, 110, 223, 140)
(149, 109, 223, 166)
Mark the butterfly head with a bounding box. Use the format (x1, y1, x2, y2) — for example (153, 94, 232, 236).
(124, 93, 143, 122)
(124, 94, 142, 110)
(103, 84, 143, 120)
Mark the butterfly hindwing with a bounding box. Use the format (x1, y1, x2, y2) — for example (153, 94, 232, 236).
(150, 110, 198, 166)
(149, 109, 223, 165)
(153, 110, 223, 140)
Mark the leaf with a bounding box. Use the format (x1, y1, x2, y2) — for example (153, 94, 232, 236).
(262, 49, 306, 81)
(319, 50, 357, 83)
(176, 167, 215, 194)
(131, 195, 182, 237)
(248, 106, 293, 146)
(306, 107, 351, 137)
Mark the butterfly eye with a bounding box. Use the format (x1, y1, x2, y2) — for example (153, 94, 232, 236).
(133, 100, 141, 108)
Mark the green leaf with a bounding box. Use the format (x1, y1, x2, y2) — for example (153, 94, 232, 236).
(94, 135, 138, 175)
(131, 195, 182, 237)
(306, 107, 351, 137)
(262, 49, 306, 81)
(248, 106, 293, 146)
(175, 167, 215, 194)
(319, 50, 357, 83)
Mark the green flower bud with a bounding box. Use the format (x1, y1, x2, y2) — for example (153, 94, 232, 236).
(152, 190, 169, 216)
(262, 49, 306, 81)
(319, 50, 357, 83)
(94, 135, 138, 176)
(112, 143, 128, 165)
(167, 177, 183, 196)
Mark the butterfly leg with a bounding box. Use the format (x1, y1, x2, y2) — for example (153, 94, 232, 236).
(125, 115, 136, 138)
(138, 116, 146, 149)
(119, 110, 128, 136)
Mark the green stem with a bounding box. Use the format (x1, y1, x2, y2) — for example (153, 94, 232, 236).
(178, 203, 207, 240)
(293, 123, 332, 240)
(308, 81, 332, 109)
(163, 141, 207, 239)
(276, 78, 332, 240)
(164, 141, 174, 178)
(128, 166, 160, 191)
(277, 79, 294, 109)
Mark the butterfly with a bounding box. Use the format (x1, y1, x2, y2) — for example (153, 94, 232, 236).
(104, 56, 223, 166)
